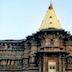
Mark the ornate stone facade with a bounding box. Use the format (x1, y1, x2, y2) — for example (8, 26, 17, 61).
(0, 3, 72, 72)
(0, 29, 72, 72)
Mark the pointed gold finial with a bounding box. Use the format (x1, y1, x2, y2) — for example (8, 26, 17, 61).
(49, 3, 53, 10)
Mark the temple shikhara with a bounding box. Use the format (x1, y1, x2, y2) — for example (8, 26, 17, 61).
(0, 3, 72, 72)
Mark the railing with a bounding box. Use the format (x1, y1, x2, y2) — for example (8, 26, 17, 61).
(0, 46, 24, 50)
(0, 65, 23, 70)
(0, 50, 23, 59)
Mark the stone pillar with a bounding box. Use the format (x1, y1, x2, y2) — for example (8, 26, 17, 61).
(63, 54, 66, 72)
(39, 54, 41, 72)
(59, 53, 62, 72)
(43, 54, 45, 72)
(38, 54, 43, 72)
(30, 41, 37, 67)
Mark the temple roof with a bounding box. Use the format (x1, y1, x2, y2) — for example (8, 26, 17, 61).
(39, 4, 62, 30)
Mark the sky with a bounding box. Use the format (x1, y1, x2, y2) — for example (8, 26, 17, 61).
(0, 0, 72, 40)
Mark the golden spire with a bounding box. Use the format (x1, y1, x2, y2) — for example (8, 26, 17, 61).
(39, 3, 62, 30)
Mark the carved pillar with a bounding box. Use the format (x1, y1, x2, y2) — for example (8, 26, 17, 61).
(30, 41, 37, 66)
(23, 59, 28, 69)
(43, 54, 45, 72)
(63, 54, 66, 72)
(11, 60, 14, 65)
(8, 60, 10, 65)
(59, 53, 62, 72)
(39, 54, 42, 72)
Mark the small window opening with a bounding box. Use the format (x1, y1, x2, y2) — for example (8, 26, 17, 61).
(50, 16, 52, 18)
(50, 22, 52, 24)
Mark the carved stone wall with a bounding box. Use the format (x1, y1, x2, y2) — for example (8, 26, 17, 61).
(0, 29, 71, 72)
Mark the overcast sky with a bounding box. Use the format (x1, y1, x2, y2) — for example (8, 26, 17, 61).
(0, 0, 72, 40)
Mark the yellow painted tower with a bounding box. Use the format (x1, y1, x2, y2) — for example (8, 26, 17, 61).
(39, 4, 62, 30)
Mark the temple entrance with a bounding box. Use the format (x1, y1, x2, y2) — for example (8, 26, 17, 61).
(48, 61, 56, 72)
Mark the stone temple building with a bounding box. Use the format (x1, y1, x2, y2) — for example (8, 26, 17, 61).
(0, 3, 72, 72)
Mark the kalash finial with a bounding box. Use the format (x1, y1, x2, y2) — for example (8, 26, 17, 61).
(48, 0, 53, 10)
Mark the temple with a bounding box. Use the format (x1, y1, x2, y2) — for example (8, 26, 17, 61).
(0, 3, 72, 72)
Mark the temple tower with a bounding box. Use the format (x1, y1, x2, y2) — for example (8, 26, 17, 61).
(36, 4, 68, 72)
